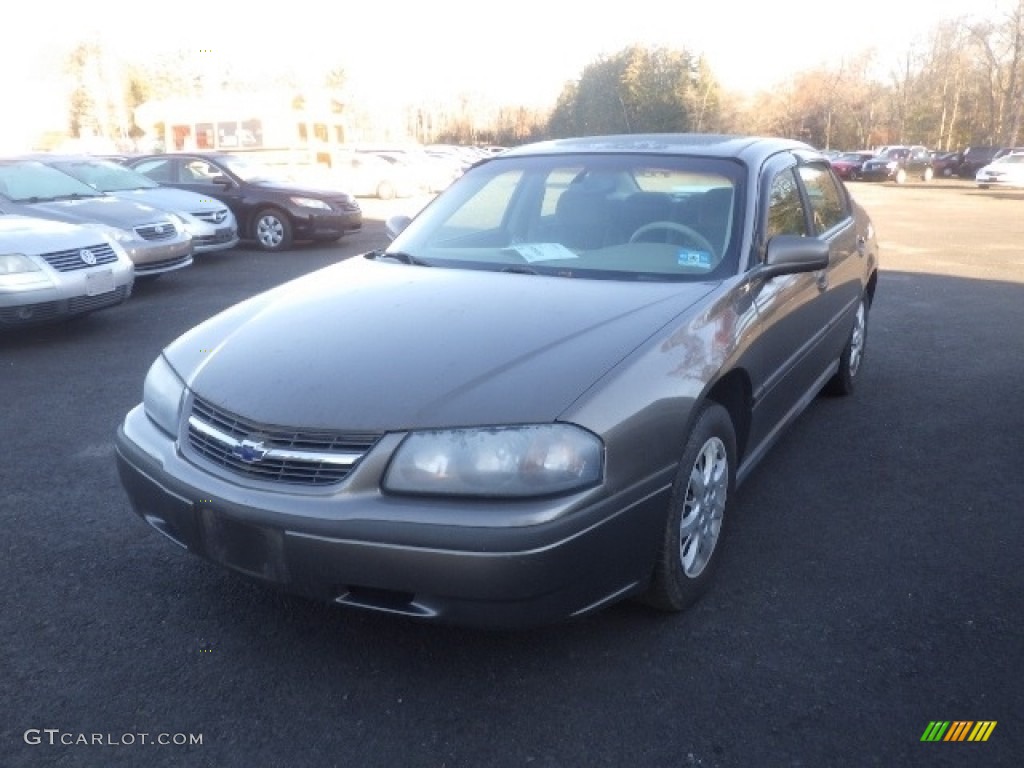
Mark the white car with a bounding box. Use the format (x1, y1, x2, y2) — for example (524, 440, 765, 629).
(975, 152, 1024, 188)
(36, 155, 240, 253)
(0, 214, 134, 327)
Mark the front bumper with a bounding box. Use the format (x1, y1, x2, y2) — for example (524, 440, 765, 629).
(859, 166, 895, 181)
(291, 208, 363, 241)
(114, 405, 669, 628)
(0, 263, 134, 326)
(126, 236, 194, 276)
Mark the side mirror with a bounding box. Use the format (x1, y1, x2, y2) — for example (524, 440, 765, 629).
(758, 235, 829, 279)
(210, 174, 233, 188)
(385, 214, 412, 241)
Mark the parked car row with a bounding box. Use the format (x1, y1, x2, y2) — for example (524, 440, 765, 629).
(1, 151, 365, 327)
(825, 143, 1024, 188)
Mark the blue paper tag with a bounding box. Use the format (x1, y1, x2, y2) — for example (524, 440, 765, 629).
(677, 250, 712, 268)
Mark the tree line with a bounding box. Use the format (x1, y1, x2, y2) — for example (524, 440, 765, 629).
(64, 2, 1023, 153)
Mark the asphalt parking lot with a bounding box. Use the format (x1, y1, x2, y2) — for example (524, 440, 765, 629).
(2, 181, 1022, 768)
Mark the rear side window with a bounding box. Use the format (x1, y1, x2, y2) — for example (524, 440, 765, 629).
(798, 164, 847, 234)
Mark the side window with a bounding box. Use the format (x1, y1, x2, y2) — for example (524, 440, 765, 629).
(182, 160, 221, 182)
(766, 169, 807, 240)
(797, 164, 847, 234)
(132, 158, 174, 183)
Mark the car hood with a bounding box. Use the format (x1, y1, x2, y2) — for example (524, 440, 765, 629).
(0, 214, 111, 250)
(106, 187, 227, 214)
(16, 196, 171, 227)
(166, 257, 715, 431)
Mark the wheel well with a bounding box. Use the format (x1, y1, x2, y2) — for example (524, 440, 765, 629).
(704, 370, 752, 465)
(865, 269, 878, 307)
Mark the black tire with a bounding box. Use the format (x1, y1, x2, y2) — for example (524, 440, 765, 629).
(923, 166, 934, 181)
(376, 181, 396, 200)
(252, 209, 293, 251)
(643, 403, 736, 613)
(895, 168, 908, 184)
(824, 295, 869, 396)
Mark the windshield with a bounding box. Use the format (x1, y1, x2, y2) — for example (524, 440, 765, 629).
(51, 159, 160, 192)
(995, 154, 1024, 165)
(217, 156, 286, 182)
(386, 153, 744, 282)
(0, 161, 104, 202)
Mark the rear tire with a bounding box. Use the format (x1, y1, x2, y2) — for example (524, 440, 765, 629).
(895, 168, 908, 184)
(643, 403, 736, 613)
(923, 166, 934, 181)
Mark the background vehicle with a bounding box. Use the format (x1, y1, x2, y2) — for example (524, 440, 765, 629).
(829, 151, 875, 180)
(124, 152, 362, 251)
(930, 150, 963, 177)
(0, 159, 193, 277)
(115, 134, 878, 628)
(327, 152, 419, 199)
(956, 146, 1002, 178)
(975, 151, 1024, 188)
(33, 155, 239, 254)
(0, 213, 134, 326)
(860, 146, 934, 183)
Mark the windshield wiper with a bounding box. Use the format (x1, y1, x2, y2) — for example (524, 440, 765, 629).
(52, 192, 101, 201)
(367, 250, 431, 266)
(500, 265, 540, 275)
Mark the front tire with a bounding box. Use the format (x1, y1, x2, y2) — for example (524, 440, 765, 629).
(253, 209, 293, 251)
(895, 168, 908, 184)
(644, 404, 736, 613)
(825, 295, 869, 396)
(923, 166, 934, 181)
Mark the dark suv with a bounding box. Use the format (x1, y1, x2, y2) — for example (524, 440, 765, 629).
(956, 146, 1002, 178)
(860, 145, 934, 183)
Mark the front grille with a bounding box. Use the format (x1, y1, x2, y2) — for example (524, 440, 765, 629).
(39, 243, 119, 272)
(135, 253, 192, 275)
(186, 396, 381, 486)
(68, 285, 129, 313)
(191, 208, 230, 224)
(194, 229, 236, 246)
(330, 198, 361, 213)
(135, 221, 178, 241)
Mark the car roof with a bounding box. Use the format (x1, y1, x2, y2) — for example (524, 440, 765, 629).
(498, 134, 817, 165)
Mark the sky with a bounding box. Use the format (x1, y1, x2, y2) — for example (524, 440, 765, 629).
(0, 0, 1012, 141)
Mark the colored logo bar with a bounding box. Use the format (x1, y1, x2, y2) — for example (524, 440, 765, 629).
(921, 721, 997, 742)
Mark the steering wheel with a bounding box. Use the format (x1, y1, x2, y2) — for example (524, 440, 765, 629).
(629, 221, 715, 255)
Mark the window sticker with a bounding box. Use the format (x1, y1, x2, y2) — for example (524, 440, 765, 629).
(677, 250, 713, 269)
(513, 243, 580, 263)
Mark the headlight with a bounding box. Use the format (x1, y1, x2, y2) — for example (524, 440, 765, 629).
(0, 253, 41, 274)
(143, 355, 186, 436)
(384, 425, 604, 498)
(290, 196, 331, 210)
(168, 211, 202, 236)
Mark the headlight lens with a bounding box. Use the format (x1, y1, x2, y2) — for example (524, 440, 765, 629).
(384, 425, 603, 498)
(290, 196, 331, 210)
(0, 253, 41, 274)
(143, 355, 186, 436)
